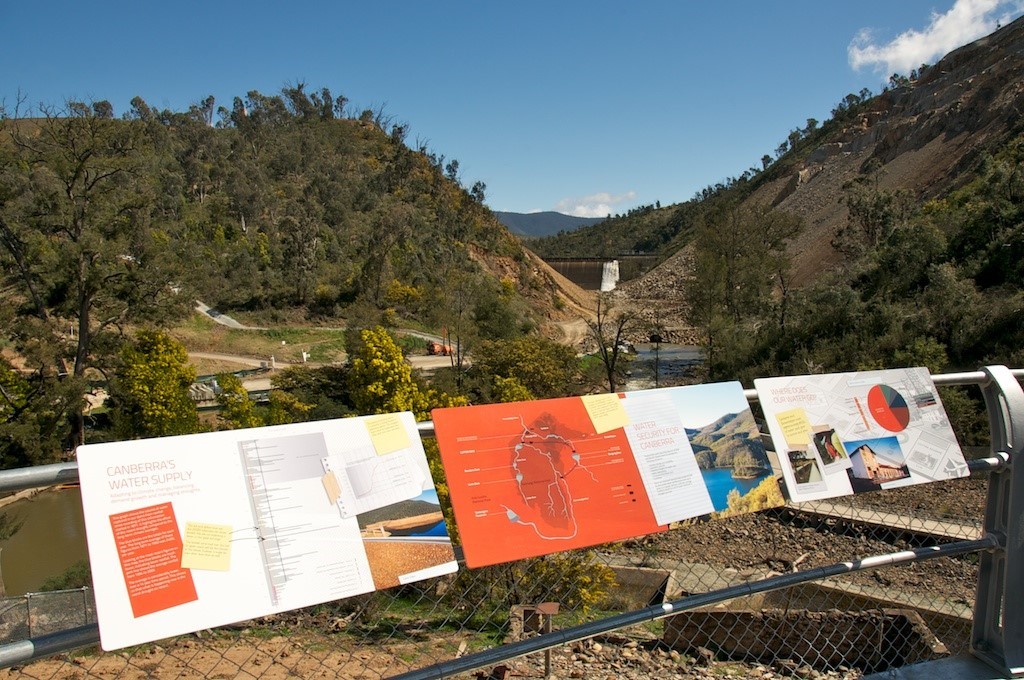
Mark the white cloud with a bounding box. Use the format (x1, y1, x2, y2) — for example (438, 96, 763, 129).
(849, 0, 1024, 77)
(554, 191, 637, 218)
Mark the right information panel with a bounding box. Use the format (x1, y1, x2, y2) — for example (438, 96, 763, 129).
(755, 367, 969, 503)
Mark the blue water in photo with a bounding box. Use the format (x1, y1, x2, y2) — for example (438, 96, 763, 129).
(701, 468, 771, 511)
(391, 520, 449, 538)
(414, 520, 450, 537)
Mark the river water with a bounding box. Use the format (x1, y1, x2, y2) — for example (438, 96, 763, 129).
(623, 343, 704, 390)
(0, 487, 89, 595)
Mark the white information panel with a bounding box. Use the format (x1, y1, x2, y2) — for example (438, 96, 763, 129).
(78, 414, 457, 650)
(756, 367, 968, 503)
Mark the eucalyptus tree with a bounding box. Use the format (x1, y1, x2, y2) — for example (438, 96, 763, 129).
(685, 202, 802, 378)
(0, 101, 189, 451)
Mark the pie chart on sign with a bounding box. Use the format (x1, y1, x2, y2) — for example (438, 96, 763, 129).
(867, 384, 911, 432)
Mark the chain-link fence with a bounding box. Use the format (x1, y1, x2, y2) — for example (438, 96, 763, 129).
(0, 590, 95, 644)
(0, 505, 986, 679)
(0, 368, 1019, 679)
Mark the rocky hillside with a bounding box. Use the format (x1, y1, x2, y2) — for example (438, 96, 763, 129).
(617, 17, 1024, 335)
(756, 16, 1024, 285)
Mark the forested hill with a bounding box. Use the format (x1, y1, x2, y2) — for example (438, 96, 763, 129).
(529, 201, 685, 259)
(0, 87, 586, 341)
(0, 86, 601, 460)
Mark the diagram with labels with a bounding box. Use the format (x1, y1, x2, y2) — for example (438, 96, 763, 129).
(755, 367, 968, 503)
(77, 413, 457, 651)
(432, 381, 780, 568)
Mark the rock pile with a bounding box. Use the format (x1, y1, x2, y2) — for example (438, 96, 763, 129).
(614, 246, 701, 346)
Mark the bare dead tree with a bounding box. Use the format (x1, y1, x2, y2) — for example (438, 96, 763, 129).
(585, 294, 638, 393)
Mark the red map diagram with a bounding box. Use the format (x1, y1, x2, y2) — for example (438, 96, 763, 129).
(433, 397, 664, 568)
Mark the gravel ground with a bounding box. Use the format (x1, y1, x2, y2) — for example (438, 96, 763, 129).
(570, 475, 987, 679)
(499, 635, 865, 679)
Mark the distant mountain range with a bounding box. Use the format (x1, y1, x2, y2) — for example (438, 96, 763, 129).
(494, 211, 606, 239)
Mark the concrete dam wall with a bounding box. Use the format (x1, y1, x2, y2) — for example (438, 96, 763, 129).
(544, 256, 658, 291)
(545, 258, 619, 290)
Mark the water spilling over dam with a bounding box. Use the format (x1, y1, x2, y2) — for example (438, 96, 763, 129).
(544, 255, 657, 290)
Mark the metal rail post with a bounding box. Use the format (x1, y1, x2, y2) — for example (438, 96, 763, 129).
(973, 365, 1024, 676)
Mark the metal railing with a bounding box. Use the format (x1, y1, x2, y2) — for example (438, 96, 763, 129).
(0, 366, 1019, 678)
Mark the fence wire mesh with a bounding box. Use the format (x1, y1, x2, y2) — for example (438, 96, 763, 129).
(0, 590, 95, 645)
(0, 467, 987, 679)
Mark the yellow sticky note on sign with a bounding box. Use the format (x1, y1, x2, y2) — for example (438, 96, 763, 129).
(776, 407, 812, 447)
(581, 393, 630, 434)
(322, 471, 342, 505)
(181, 522, 232, 571)
(366, 414, 411, 455)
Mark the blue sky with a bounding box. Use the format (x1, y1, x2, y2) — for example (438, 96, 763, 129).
(3, 1, 1021, 216)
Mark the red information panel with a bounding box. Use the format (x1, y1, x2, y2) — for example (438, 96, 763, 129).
(433, 397, 665, 568)
(108, 503, 198, 617)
